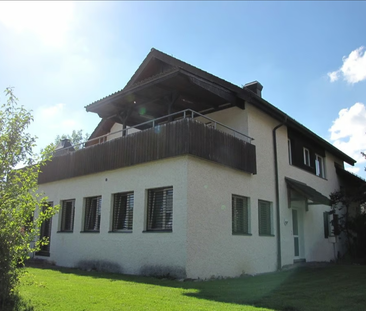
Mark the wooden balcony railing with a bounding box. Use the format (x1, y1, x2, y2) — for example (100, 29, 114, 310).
(38, 118, 256, 184)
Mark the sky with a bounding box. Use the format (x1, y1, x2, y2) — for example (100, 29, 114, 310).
(0, 1, 365, 178)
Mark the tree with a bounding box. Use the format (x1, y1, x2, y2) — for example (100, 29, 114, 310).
(0, 88, 59, 308)
(54, 129, 89, 151)
(330, 160, 366, 261)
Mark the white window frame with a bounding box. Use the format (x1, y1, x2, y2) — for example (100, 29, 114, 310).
(303, 148, 310, 166)
(232, 195, 251, 235)
(315, 154, 325, 178)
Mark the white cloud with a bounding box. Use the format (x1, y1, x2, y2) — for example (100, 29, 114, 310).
(328, 46, 366, 84)
(329, 102, 366, 166)
(0, 1, 74, 47)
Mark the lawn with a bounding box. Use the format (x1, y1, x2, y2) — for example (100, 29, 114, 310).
(13, 264, 366, 311)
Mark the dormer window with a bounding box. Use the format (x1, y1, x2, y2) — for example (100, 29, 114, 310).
(315, 154, 325, 178)
(303, 148, 310, 166)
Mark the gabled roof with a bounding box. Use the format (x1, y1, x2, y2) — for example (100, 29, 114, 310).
(85, 48, 356, 166)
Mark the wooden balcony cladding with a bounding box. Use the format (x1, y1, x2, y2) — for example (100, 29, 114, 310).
(38, 119, 257, 184)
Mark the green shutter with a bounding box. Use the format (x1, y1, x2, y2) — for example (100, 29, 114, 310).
(232, 195, 249, 234)
(259, 200, 271, 235)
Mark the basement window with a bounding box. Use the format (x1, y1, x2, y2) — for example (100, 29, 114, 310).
(147, 187, 173, 231)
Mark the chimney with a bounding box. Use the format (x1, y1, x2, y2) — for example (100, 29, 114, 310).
(244, 81, 263, 97)
(53, 138, 75, 157)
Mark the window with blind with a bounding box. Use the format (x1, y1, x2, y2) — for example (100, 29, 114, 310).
(147, 187, 173, 231)
(112, 192, 134, 231)
(60, 199, 75, 232)
(258, 200, 273, 236)
(232, 195, 250, 235)
(84, 196, 102, 232)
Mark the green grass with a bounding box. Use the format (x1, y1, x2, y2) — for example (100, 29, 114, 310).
(15, 264, 366, 311)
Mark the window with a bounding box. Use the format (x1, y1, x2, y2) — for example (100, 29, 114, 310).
(84, 196, 101, 232)
(36, 202, 53, 256)
(288, 139, 292, 165)
(112, 192, 134, 231)
(258, 200, 273, 236)
(323, 212, 339, 238)
(315, 154, 325, 178)
(60, 199, 75, 232)
(147, 187, 173, 231)
(303, 148, 310, 166)
(232, 195, 250, 234)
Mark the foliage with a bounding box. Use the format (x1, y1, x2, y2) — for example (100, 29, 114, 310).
(330, 179, 366, 260)
(54, 129, 89, 151)
(18, 265, 366, 311)
(0, 88, 59, 308)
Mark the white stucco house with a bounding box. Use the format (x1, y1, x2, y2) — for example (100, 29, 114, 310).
(35, 48, 361, 279)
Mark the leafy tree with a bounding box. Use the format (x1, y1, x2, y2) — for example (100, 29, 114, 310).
(330, 160, 366, 261)
(0, 88, 59, 308)
(54, 129, 89, 151)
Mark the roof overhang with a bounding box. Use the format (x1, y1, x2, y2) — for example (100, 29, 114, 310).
(86, 68, 244, 127)
(285, 177, 331, 206)
(335, 164, 366, 187)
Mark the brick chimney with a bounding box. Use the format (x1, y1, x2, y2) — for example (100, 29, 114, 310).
(244, 81, 263, 97)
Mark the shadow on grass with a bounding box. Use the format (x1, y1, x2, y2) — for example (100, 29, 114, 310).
(25, 264, 366, 311)
(1, 294, 35, 311)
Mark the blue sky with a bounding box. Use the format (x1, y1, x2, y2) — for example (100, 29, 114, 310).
(0, 1, 365, 177)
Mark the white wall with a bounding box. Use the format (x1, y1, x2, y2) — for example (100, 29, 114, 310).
(36, 157, 188, 276)
(36, 103, 346, 279)
(247, 103, 342, 267)
(107, 123, 140, 141)
(194, 107, 249, 140)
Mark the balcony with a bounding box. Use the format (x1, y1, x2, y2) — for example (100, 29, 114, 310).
(38, 110, 256, 184)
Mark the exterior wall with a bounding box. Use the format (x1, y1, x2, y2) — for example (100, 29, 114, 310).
(36, 103, 347, 279)
(186, 157, 277, 279)
(195, 106, 249, 139)
(184, 103, 345, 279)
(107, 123, 140, 141)
(246, 104, 343, 268)
(36, 157, 188, 276)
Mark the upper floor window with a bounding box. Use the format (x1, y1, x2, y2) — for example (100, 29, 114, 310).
(112, 192, 134, 231)
(60, 199, 75, 232)
(303, 148, 310, 166)
(147, 187, 173, 231)
(315, 154, 325, 178)
(84, 196, 102, 232)
(288, 139, 292, 165)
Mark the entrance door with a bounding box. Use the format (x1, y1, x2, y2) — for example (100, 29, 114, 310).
(292, 209, 300, 258)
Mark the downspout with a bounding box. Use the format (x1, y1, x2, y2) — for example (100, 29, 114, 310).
(273, 117, 287, 271)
